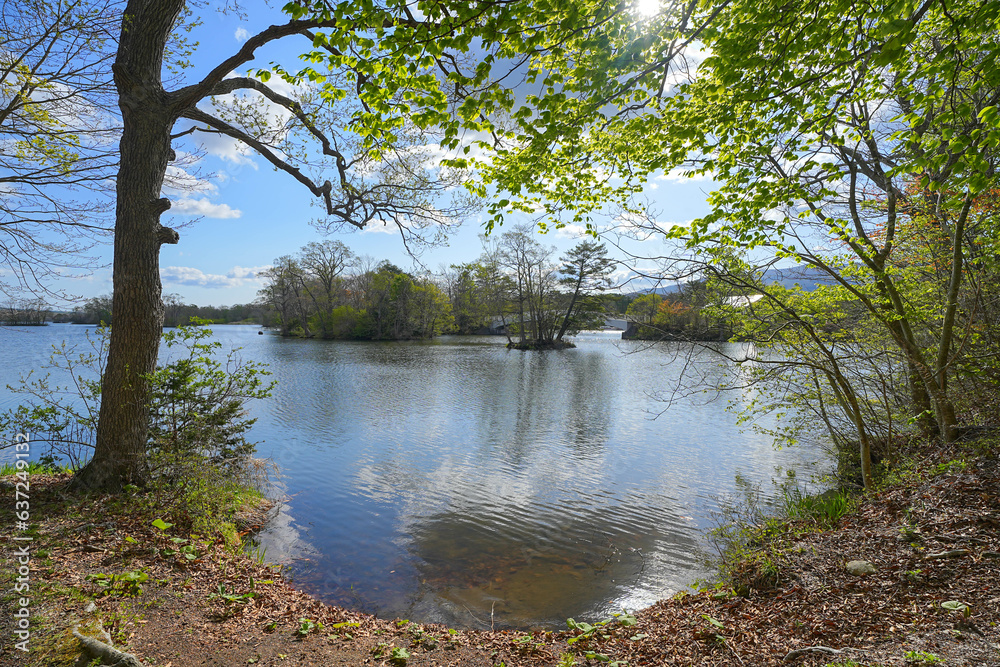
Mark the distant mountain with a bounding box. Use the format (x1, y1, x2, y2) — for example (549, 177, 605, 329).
(646, 283, 683, 295)
(760, 266, 840, 291)
(632, 266, 841, 297)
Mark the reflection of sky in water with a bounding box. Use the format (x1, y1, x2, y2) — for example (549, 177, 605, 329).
(0, 326, 831, 628)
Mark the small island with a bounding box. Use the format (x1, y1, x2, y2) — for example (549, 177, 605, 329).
(1, 298, 50, 326)
(254, 232, 618, 347)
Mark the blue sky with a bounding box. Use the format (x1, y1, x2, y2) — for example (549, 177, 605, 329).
(59, 1, 717, 307)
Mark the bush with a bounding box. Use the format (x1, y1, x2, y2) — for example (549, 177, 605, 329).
(0, 330, 106, 469)
(128, 455, 272, 535)
(325, 305, 371, 339)
(147, 322, 274, 474)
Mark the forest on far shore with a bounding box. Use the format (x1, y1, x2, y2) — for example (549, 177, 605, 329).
(36, 229, 743, 344)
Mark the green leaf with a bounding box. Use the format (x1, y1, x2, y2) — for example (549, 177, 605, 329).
(702, 614, 724, 629)
(941, 600, 970, 615)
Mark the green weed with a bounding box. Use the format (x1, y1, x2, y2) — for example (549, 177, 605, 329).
(694, 614, 726, 644)
(0, 457, 72, 475)
(558, 653, 577, 667)
(330, 621, 360, 640)
(244, 540, 268, 565)
(207, 584, 255, 605)
(933, 459, 968, 474)
(941, 600, 971, 617)
(295, 618, 323, 637)
(86, 570, 148, 598)
(566, 612, 637, 646)
(389, 646, 410, 665)
(782, 488, 853, 527)
(512, 634, 545, 655)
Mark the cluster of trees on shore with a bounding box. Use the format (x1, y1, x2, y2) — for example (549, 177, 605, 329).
(58, 294, 262, 327)
(256, 230, 618, 348)
(0, 298, 50, 326)
(623, 280, 733, 341)
(256, 240, 448, 340)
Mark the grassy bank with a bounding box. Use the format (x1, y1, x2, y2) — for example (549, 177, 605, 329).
(1, 436, 998, 666)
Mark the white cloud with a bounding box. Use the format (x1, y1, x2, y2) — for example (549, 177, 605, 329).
(609, 267, 641, 284)
(29, 80, 117, 141)
(168, 197, 242, 219)
(763, 207, 790, 222)
(163, 164, 218, 196)
(553, 223, 597, 239)
(360, 221, 400, 235)
(400, 130, 498, 171)
(203, 74, 307, 158)
(195, 132, 258, 168)
(253, 73, 300, 99)
(228, 265, 269, 280)
(655, 167, 711, 183)
(160, 265, 271, 289)
(234, 27, 250, 42)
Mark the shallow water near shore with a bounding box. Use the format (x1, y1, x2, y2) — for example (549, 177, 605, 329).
(0, 324, 831, 629)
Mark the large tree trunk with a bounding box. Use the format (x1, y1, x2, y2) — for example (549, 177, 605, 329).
(72, 0, 183, 491)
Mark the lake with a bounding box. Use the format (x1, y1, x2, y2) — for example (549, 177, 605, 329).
(0, 324, 830, 628)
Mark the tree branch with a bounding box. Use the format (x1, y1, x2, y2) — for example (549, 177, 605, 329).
(200, 76, 350, 176)
(180, 106, 339, 221)
(169, 18, 341, 112)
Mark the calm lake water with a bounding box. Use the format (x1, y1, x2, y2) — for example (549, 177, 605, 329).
(0, 324, 830, 628)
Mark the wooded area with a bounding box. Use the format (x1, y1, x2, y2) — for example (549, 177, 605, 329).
(255, 231, 615, 346)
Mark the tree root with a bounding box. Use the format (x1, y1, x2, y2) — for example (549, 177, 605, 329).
(924, 549, 970, 560)
(783, 645, 849, 661)
(72, 603, 145, 667)
(72, 627, 145, 667)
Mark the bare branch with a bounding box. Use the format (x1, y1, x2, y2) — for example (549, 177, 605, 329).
(180, 106, 340, 221)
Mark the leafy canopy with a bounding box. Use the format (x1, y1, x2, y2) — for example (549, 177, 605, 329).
(283, 0, 700, 229)
(286, 0, 1000, 245)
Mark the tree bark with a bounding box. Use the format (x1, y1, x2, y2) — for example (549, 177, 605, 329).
(556, 276, 582, 342)
(907, 358, 937, 438)
(72, 0, 183, 490)
(933, 194, 972, 443)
